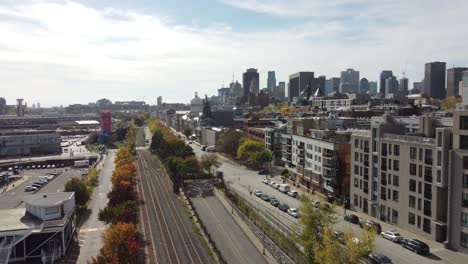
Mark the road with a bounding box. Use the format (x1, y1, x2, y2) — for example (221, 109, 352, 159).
(135, 147, 212, 264)
(75, 151, 115, 264)
(186, 138, 461, 264)
(186, 180, 267, 264)
(0, 167, 88, 210)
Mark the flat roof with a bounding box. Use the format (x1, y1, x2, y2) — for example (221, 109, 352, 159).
(75, 120, 100, 125)
(23, 192, 74, 207)
(0, 208, 39, 232)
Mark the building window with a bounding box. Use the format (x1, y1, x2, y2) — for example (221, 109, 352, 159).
(437, 131, 443, 147)
(382, 143, 387, 156)
(464, 157, 468, 170)
(364, 141, 369, 153)
(460, 116, 468, 130)
(354, 194, 358, 206)
(389, 144, 392, 155)
(437, 170, 441, 183)
(355, 139, 359, 148)
(424, 200, 432, 217)
(410, 163, 417, 176)
(425, 149, 433, 165)
(409, 212, 416, 225)
(462, 212, 468, 228)
(381, 172, 387, 186)
(381, 157, 387, 171)
(437, 151, 442, 166)
(463, 193, 468, 208)
(381, 187, 387, 200)
(354, 165, 359, 175)
(417, 215, 421, 228)
(418, 164, 423, 178)
(355, 152, 359, 162)
(393, 160, 399, 171)
(464, 174, 468, 188)
(461, 136, 468, 150)
(354, 178, 358, 188)
(419, 148, 423, 161)
(393, 190, 399, 202)
(410, 147, 417, 160)
(409, 196, 416, 208)
(393, 175, 399, 187)
(363, 181, 369, 194)
(418, 182, 422, 194)
(409, 179, 416, 192)
(461, 232, 468, 248)
(394, 145, 400, 156)
(424, 166, 433, 183)
(423, 218, 431, 234)
(392, 209, 399, 224)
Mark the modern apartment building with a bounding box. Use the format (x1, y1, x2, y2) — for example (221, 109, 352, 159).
(350, 115, 451, 243)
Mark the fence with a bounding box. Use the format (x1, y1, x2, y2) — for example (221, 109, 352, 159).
(184, 193, 228, 264)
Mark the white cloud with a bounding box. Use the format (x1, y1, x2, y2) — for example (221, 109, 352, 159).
(0, 0, 467, 106)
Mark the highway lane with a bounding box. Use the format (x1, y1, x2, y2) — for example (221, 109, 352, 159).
(136, 148, 212, 264)
(186, 180, 268, 264)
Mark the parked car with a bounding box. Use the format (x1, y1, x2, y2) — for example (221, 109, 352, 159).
(254, 190, 263, 197)
(25, 186, 37, 192)
(278, 203, 289, 212)
(333, 230, 345, 244)
(270, 198, 280, 207)
(287, 190, 299, 198)
(262, 178, 270, 184)
(380, 231, 403, 243)
(368, 254, 392, 264)
(269, 181, 277, 187)
(287, 208, 299, 218)
(344, 214, 360, 224)
(260, 194, 271, 202)
(401, 239, 430, 255)
(360, 220, 382, 233)
(31, 183, 43, 189)
(278, 184, 290, 193)
(312, 200, 321, 208)
(274, 183, 280, 189)
(257, 169, 269, 175)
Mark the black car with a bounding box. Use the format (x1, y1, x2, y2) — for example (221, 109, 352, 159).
(401, 239, 430, 255)
(257, 169, 270, 175)
(278, 203, 289, 212)
(368, 254, 392, 264)
(270, 198, 280, 207)
(344, 214, 360, 224)
(359, 220, 382, 233)
(260, 194, 271, 202)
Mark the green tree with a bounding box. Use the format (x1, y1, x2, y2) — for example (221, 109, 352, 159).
(64, 178, 90, 207)
(217, 128, 243, 157)
(98, 201, 137, 224)
(314, 227, 344, 264)
(248, 149, 272, 168)
(237, 139, 264, 160)
(201, 154, 221, 175)
(344, 228, 376, 264)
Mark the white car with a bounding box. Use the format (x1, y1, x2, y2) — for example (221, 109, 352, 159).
(262, 178, 270, 184)
(287, 208, 299, 218)
(269, 181, 277, 187)
(25, 186, 38, 192)
(254, 190, 263, 197)
(380, 231, 403, 243)
(287, 190, 299, 198)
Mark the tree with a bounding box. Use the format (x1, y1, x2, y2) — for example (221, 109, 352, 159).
(183, 127, 192, 138)
(344, 227, 375, 264)
(217, 128, 243, 157)
(98, 201, 137, 224)
(314, 227, 344, 264)
(91, 222, 138, 264)
(201, 154, 221, 175)
(441, 96, 461, 110)
(107, 180, 135, 206)
(248, 149, 272, 168)
(237, 139, 264, 160)
(64, 178, 90, 207)
(183, 156, 201, 178)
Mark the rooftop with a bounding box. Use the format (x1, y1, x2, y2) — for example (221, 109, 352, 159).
(23, 192, 74, 207)
(0, 208, 41, 232)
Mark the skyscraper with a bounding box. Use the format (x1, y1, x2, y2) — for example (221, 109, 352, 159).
(385, 76, 398, 97)
(463, 71, 468, 105)
(157, 96, 162, 106)
(230, 81, 242, 99)
(369, 81, 378, 95)
(267, 71, 276, 91)
(314, 75, 326, 95)
(288, 72, 314, 102)
(0, 97, 6, 115)
(242, 68, 259, 97)
(423, 61, 446, 99)
(398, 77, 409, 95)
(447, 67, 468, 97)
(379, 70, 394, 98)
(339, 68, 360, 94)
(278, 81, 286, 100)
(325, 77, 340, 95)
(249, 78, 259, 94)
(359, 78, 369, 94)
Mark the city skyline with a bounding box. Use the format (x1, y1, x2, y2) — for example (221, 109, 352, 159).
(0, 0, 467, 106)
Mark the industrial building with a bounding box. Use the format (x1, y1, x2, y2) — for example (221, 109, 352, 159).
(0, 130, 61, 157)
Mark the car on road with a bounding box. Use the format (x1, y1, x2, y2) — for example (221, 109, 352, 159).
(287, 208, 299, 218)
(257, 169, 270, 175)
(262, 178, 270, 185)
(380, 231, 402, 243)
(400, 239, 430, 255)
(278, 203, 289, 212)
(278, 184, 290, 193)
(270, 198, 280, 207)
(25, 186, 37, 192)
(359, 220, 382, 233)
(31, 183, 43, 189)
(368, 253, 392, 264)
(269, 181, 277, 187)
(287, 190, 299, 198)
(344, 214, 360, 224)
(254, 190, 263, 197)
(333, 230, 345, 244)
(260, 194, 271, 202)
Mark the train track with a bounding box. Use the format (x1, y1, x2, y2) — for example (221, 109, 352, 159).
(136, 148, 208, 264)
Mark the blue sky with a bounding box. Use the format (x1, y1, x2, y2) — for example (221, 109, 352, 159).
(0, 0, 467, 106)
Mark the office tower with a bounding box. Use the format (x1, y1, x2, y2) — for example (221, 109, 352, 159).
(423, 61, 446, 99)
(380, 70, 394, 98)
(243, 68, 259, 97)
(249, 78, 259, 94)
(463, 71, 468, 105)
(267, 71, 276, 91)
(218, 87, 231, 105)
(278, 81, 286, 100)
(157, 96, 162, 106)
(0, 97, 6, 115)
(289, 72, 314, 102)
(325, 77, 341, 95)
(447, 67, 468, 97)
(16, 98, 24, 117)
(314, 75, 326, 95)
(399, 77, 409, 95)
(339, 68, 360, 94)
(385, 76, 399, 97)
(230, 81, 242, 99)
(369, 81, 378, 95)
(412, 82, 423, 94)
(359, 78, 369, 94)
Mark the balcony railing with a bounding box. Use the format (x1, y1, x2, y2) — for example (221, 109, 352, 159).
(382, 133, 435, 145)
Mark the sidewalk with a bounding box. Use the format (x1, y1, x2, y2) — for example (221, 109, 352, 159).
(0, 175, 31, 195)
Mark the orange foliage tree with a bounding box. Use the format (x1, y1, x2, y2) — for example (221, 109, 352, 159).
(90, 222, 138, 264)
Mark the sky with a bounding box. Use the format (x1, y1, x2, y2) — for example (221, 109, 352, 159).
(0, 0, 467, 106)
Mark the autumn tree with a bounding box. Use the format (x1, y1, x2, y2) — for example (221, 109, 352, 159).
(441, 96, 461, 111)
(217, 128, 243, 157)
(107, 180, 135, 206)
(343, 227, 376, 264)
(91, 222, 138, 264)
(314, 227, 344, 264)
(98, 200, 137, 224)
(201, 154, 221, 175)
(64, 178, 90, 207)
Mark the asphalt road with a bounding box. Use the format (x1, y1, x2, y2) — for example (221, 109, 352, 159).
(186, 137, 457, 264)
(186, 180, 267, 264)
(135, 148, 212, 264)
(0, 167, 88, 210)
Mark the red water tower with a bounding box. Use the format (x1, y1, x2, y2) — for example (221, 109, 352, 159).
(101, 110, 112, 135)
